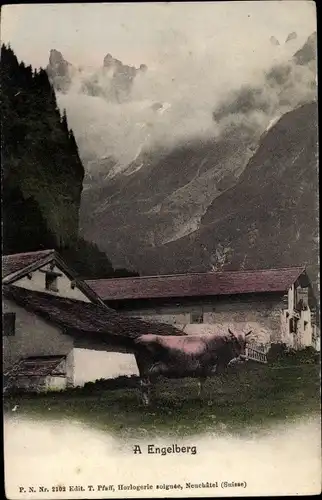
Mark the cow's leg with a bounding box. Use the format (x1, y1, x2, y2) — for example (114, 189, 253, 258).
(139, 377, 152, 407)
(135, 352, 151, 406)
(216, 363, 229, 394)
(197, 380, 202, 397)
(198, 376, 207, 398)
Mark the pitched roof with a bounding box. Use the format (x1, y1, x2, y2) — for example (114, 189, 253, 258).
(3, 285, 184, 340)
(2, 249, 104, 306)
(5, 356, 66, 378)
(2, 249, 55, 278)
(86, 267, 306, 301)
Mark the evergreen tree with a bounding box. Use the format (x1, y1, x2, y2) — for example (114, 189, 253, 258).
(1, 44, 139, 279)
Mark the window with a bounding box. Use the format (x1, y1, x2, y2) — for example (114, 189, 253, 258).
(191, 312, 203, 324)
(304, 321, 308, 331)
(295, 287, 309, 311)
(289, 317, 299, 334)
(45, 273, 58, 292)
(3, 313, 16, 337)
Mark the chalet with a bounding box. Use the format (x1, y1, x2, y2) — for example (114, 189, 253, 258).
(86, 267, 319, 351)
(2, 250, 183, 392)
(2, 249, 104, 305)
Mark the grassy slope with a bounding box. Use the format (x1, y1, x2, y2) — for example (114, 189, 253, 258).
(4, 364, 320, 438)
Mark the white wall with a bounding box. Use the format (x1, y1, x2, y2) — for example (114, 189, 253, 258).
(3, 299, 75, 372)
(3, 299, 140, 386)
(73, 349, 139, 386)
(297, 307, 314, 347)
(45, 377, 67, 391)
(12, 263, 91, 302)
(281, 285, 315, 349)
(288, 285, 295, 312)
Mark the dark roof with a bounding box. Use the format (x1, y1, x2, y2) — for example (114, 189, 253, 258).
(2, 250, 55, 278)
(6, 356, 66, 377)
(3, 285, 184, 340)
(86, 267, 306, 301)
(2, 249, 105, 306)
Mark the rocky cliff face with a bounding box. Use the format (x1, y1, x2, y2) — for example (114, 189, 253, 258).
(125, 102, 318, 286)
(44, 33, 317, 285)
(293, 31, 317, 65)
(78, 33, 317, 274)
(47, 49, 147, 102)
(80, 134, 258, 261)
(46, 49, 74, 92)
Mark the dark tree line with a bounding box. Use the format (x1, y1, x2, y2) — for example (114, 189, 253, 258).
(1, 44, 138, 279)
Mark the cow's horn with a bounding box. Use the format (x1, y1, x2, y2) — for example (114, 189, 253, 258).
(245, 331, 252, 337)
(228, 328, 235, 337)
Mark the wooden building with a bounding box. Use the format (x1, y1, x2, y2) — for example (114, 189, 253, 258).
(86, 267, 319, 350)
(2, 250, 183, 392)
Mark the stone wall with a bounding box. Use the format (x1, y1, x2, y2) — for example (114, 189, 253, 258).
(118, 294, 285, 346)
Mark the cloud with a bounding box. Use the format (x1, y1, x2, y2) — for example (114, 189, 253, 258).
(57, 31, 316, 176)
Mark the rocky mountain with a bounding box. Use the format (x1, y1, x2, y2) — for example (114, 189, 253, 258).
(293, 31, 317, 66)
(42, 32, 318, 285)
(80, 133, 259, 262)
(79, 32, 317, 275)
(285, 32, 297, 44)
(123, 101, 318, 287)
(47, 49, 147, 102)
(46, 49, 75, 92)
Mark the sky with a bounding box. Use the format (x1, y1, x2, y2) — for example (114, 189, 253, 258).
(2, 1, 316, 168)
(1, 2, 317, 70)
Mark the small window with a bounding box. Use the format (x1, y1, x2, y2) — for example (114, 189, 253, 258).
(3, 313, 16, 337)
(191, 312, 203, 324)
(289, 317, 299, 334)
(304, 321, 308, 331)
(45, 273, 58, 292)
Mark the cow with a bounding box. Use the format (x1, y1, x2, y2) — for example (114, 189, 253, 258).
(134, 329, 252, 406)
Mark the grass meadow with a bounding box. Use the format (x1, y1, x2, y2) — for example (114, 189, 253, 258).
(4, 362, 320, 438)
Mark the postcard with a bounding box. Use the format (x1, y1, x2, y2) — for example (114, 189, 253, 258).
(1, 1, 320, 498)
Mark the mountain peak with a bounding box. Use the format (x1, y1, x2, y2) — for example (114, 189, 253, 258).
(46, 49, 73, 92)
(285, 31, 297, 43)
(48, 49, 68, 65)
(293, 31, 317, 66)
(103, 52, 147, 74)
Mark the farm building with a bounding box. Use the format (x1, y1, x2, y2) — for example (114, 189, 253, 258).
(86, 267, 319, 350)
(2, 249, 104, 305)
(2, 250, 183, 392)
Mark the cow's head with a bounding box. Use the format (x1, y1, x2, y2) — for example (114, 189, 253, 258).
(228, 328, 252, 361)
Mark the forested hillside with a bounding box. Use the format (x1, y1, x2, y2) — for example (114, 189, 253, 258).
(1, 44, 138, 279)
